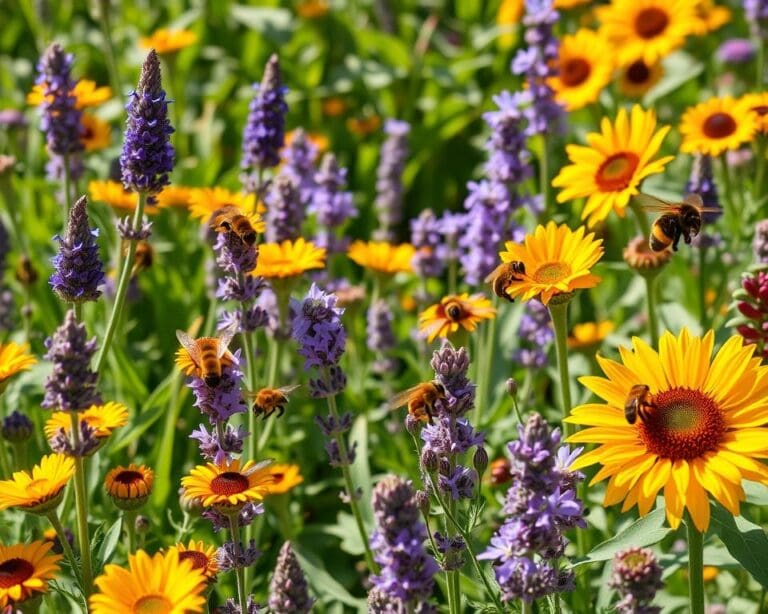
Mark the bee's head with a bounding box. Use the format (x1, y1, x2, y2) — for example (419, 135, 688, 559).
(204, 373, 221, 388)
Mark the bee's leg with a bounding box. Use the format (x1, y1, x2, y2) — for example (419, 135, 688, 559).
(262, 408, 273, 420)
(277, 406, 285, 418)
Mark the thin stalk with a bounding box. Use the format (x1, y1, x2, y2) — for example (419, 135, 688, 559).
(473, 297, 498, 428)
(124, 510, 137, 554)
(698, 246, 708, 329)
(62, 153, 73, 217)
(46, 510, 81, 585)
(228, 514, 249, 614)
(325, 391, 378, 574)
(0, 439, 9, 479)
(97, 0, 123, 97)
(548, 299, 574, 437)
(757, 35, 766, 92)
(11, 441, 27, 471)
(754, 136, 766, 202)
(718, 156, 742, 248)
(69, 413, 93, 596)
(522, 601, 533, 614)
(644, 274, 660, 348)
(686, 514, 705, 614)
(448, 246, 458, 296)
(539, 137, 549, 214)
(94, 192, 146, 374)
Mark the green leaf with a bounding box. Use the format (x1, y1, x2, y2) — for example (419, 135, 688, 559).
(95, 519, 122, 568)
(572, 507, 672, 567)
(744, 480, 768, 506)
(349, 415, 373, 526)
(709, 501, 768, 589)
(229, 5, 293, 42)
(293, 541, 366, 610)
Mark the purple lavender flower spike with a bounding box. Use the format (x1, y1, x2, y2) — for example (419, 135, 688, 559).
(187, 350, 249, 423)
(0, 109, 27, 129)
(217, 539, 261, 571)
(50, 196, 105, 303)
(242, 54, 288, 179)
(190, 423, 248, 464)
(120, 49, 175, 195)
(744, 0, 768, 37)
(373, 119, 410, 241)
(268, 542, 314, 613)
(218, 596, 261, 614)
(717, 38, 755, 64)
(609, 547, 664, 614)
(410, 209, 445, 279)
(369, 476, 438, 609)
(367, 299, 397, 374)
(203, 502, 264, 533)
(310, 153, 357, 252)
(483, 91, 534, 185)
(513, 299, 552, 369)
(280, 127, 318, 205)
(291, 283, 347, 374)
(265, 174, 304, 243)
(42, 310, 102, 411)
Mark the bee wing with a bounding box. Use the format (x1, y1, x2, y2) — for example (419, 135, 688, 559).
(683, 193, 703, 208)
(276, 384, 301, 395)
(216, 325, 238, 358)
(634, 193, 679, 212)
(388, 385, 421, 410)
(176, 330, 201, 364)
(483, 262, 509, 284)
(245, 458, 274, 475)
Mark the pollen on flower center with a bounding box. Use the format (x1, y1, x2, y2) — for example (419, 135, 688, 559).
(703, 112, 737, 138)
(639, 387, 725, 460)
(0, 558, 33, 588)
(626, 61, 651, 84)
(533, 262, 572, 284)
(595, 152, 639, 191)
(178, 550, 208, 570)
(135, 594, 173, 614)
(635, 8, 669, 38)
(561, 59, 591, 87)
(210, 472, 249, 495)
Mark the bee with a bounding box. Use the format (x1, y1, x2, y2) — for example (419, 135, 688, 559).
(175, 327, 236, 388)
(636, 193, 719, 252)
(624, 384, 656, 425)
(485, 261, 526, 303)
(123, 240, 154, 277)
(388, 380, 447, 423)
(248, 385, 300, 419)
(209, 205, 258, 246)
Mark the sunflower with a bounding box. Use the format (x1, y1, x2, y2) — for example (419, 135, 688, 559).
(679, 96, 758, 157)
(27, 79, 112, 110)
(166, 540, 219, 580)
(567, 321, 615, 350)
(89, 180, 161, 215)
(44, 402, 129, 441)
(0, 454, 74, 514)
(104, 465, 154, 510)
(0, 343, 36, 388)
(597, 0, 695, 66)
(567, 329, 768, 532)
(80, 114, 111, 152)
(264, 463, 304, 495)
(181, 459, 275, 511)
(90, 549, 207, 614)
(418, 294, 496, 343)
(347, 241, 415, 275)
(549, 29, 613, 112)
(296, 0, 330, 19)
(187, 187, 266, 221)
(741, 92, 768, 134)
(552, 105, 674, 227)
(691, 0, 730, 35)
(139, 29, 198, 54)
(0, 541, 61, 607)
(252, 238, 326, 279)
(498, 222, 604, 305)
(617, 59, 663, 98)
(155, 185, 194, 208)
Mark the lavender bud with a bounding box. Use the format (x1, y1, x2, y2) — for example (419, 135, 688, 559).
(268, 542, 314, 613)
(473, 446, 489, 476)
(1, 410, 33, 443)
(373, 119, 410, 241)
(117, 216, 152, 241)
(609, 547, 663, 614)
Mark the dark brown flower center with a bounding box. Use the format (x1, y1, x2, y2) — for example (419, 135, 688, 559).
(639, 387, 725, 460)
(635, 8, 669, 38)
(752, 105, 768, 116)
(210, 472, 249, 495)
(626, 60, 651, 84)
(560, 58, 591, 87)
(702, 112, 737, 139)
(179, 550, 209, 571)
(115, 470, 144, 485)
(443, 300, 465, 322)
(271, 473, 284, 483)
(0, 558, 34, 588)
(595, 152, 639, 191)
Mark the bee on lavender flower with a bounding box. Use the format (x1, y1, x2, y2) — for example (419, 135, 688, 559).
(209, 204, 261, 246)
(248, 385, 300, 419)
(388, 380, 446, 423)
(175, 327, 236, 388)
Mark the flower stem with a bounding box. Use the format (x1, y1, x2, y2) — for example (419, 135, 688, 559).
(548, 299, 574, 436)
(718, 156, 742, 248)
(698, 246, 708, 329)
(124, 510, 137, 554)
(228, 514, 249, 614)
(686, 513, 705, 614)
(96, 0, 123, 98)
(62, 153, 73, 217)
(11, 441, 27, 471)
(325, 391, 378, 574)
(69, 412, 93, 597)
(644, 273, 660, 348)
(94, 191, 146, 374)
(46, 510, 81, 586)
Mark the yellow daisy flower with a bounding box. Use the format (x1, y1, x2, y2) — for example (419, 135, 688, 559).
(497, 0, 523, 48)
(567, 329, 768, 532)
(285, 129, 329, 155)
(347, 241, 415, 275)
(81, 114, 111, 152)
(252, 238, 326, 279)
(418, 294, 496, 343)
(44, 402, 129, 441)
(322, 98, 347, 117)
(155, 185, 194, 208)
(555, 0, 591, 7)
(346, 115, 381, 137)
(104, 464, 154, 510)
(549, 29, 613, 112)
(0, 343, 36, 389)
(90, 549, 207, 614)
(567, 321, 615, 350)
(0, 454, 74, 514)
(296, 0, 330, 19)
(181, 459, 275, 511)
(265, 463, 304, 495)
(166, 540, 218, 581)
(498, 222, 604, 305)
(679, 96, 758, 157)
(187, 187, 265, 221)
(27, 79, 112, 110)
(691, 0, 730, 35)
(741, 92, 768, 134)
(552, 105, 674, 227)
(89, 180, 161, 215)
(139, 29, 198, 54)
(617, 59, 664, 98)
(596, 0, 695, 66)
(0, 541, 61, 607)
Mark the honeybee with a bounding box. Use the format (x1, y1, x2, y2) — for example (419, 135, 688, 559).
(123, 240, 153, 276)
(624, 384, 656, 425)
(388, 380, 447, 423)
(176, 328, 236, 388)
(248, 385, 300, 419)
(635, 193, 719, 252)
(209, 205, 258, 246)
(485, 261, 526, 303)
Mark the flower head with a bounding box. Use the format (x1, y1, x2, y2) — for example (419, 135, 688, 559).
(0, 454, 74, 514)
(418, 294, 496, 342)
(1, 411, 33, 443)
(291, 283, 347, 371)
(90, 549, 207, 614)
(0, 541, 61, 608)
(567, 328, 768, 531)
(264, 463, 304, 495)
(618, 59, 664, 98)
(609, 547, 663, 613)
(104, 464, 154, 510)
(28, 79, 111, 110)
(253, 238, 326, 279)
(80, 114, 111, 151)
(166, 540, 219, 581)
(89, 180, 161, 215)
(498, 222, 603, 305)
(310, 153, 357, 251)
(265, 175, 304, 243)
(567, 321, 614, 350)
(552, 105, 674, 227)
(549, 29, 613, 112)
(0, 343, 36, 388)
(181, 458, 275, 511)
(120, 49, 175, 195)
(187, 187, 264, 221)
(348, 240, 415, 274)
(691, 0, 730, 34)
(679, 97, 757, 157)
(139, 28, 198, 54)
(717, 39, 755, 64)
(43, 402, 128, 441)
(742, 92, 768, 135)
(268, 542, 314, 613)
(373, 119, 410, 241)
(35, 43, 83, 156)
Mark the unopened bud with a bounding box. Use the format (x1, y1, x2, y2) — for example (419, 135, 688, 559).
(505, 378, 518, 397)
(134, 515, 150, 534)
(473, 446, 489, 476)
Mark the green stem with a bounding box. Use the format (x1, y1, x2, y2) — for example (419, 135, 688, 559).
(11, 441, 27, 471)
(473, 297, 498, 428)
(326, 391, 378, 574)
(644, 273, 660, 348)
(548, 299, 574, 437)
(97, 0, 123, 98)
(62, 153, 73, 218)
(228, 514, 249, 614)
(0, 437, 9, 479)
(94, 192, 146, 374)
(698, 246, 707, 330)
(522, 601, 533, 614)
(69, 413, 93, 597)
(757, 35, 766, 92)
(686, 513, 705, 614)
(448, 241, 458, 296)
(718, 156, 742, 249)
(124, 510, 137, 554)
(46, 510, 81, 586)
(539, 136, 549, 215)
